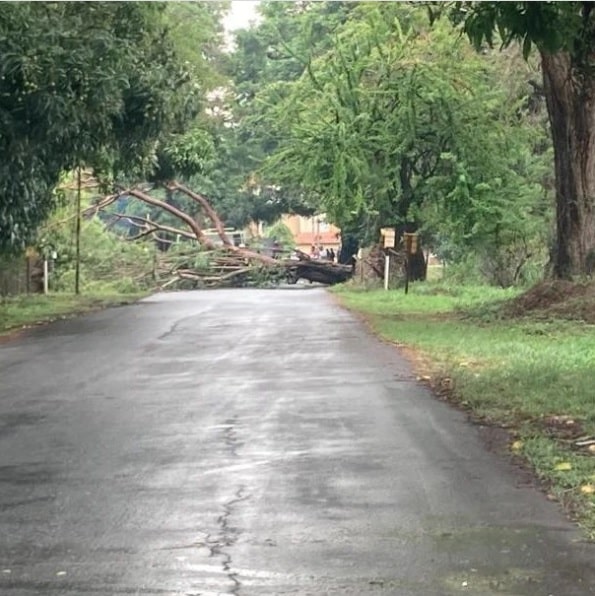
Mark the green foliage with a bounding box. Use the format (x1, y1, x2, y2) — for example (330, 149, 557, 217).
(207, 1, 358, 226)
(158, 127, 216, 181)
(0, 2, 201, 253)
(39, 201, 156, 294)
(451, 2, 593, 61)
(231, 1, 356, 97)
(163, 1, 229, 85)
(255, 3, 551, 285)
(264, 221, 294, 248)
(148, 2, 229, 185)
(449, 2, 595, 279)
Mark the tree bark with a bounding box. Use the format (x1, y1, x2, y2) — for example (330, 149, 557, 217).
(541, 51, 595, 278)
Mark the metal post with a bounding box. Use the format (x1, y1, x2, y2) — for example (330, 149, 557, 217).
(43, 259, 49, 295)
(384, 253, 390, 291)
(404, 254, 410, 295)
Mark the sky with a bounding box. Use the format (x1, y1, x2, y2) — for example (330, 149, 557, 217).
(223, 1, 262, 32)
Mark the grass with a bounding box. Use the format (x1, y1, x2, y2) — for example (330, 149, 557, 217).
(333, 281, 595, 538)
(0, 291, 147, 335)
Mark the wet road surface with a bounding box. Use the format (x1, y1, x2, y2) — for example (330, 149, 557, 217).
(1, 288, 594, 595)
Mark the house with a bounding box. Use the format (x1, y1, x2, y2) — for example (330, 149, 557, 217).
(280, 214, 341, 253)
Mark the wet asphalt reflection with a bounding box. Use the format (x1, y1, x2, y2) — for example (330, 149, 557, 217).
(1, 289, 594, 595)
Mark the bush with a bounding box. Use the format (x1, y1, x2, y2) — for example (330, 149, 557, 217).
(443, 248, 547, 289)
(47, 215, 156, 293)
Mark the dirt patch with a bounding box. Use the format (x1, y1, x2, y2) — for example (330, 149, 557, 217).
(504, 280, 595, 323)
(0, 327, 30, 344)
(540, 414, 585, 442)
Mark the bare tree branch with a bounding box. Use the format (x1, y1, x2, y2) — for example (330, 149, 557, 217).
(125, 188, 214, 249)
(168, 182, 283, 266)
(110, 213, 196, 241)
(168, 182, 233, 247)
(82, 193, 121, 218)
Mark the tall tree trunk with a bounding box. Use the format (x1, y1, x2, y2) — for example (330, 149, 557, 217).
(541, 51, 595, 278)
(397, 159, 426, 281)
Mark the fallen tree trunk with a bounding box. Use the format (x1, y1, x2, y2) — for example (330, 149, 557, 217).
(284, 255, 353, 285)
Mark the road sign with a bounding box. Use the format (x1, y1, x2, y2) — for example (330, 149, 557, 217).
(403, 232, 418, 254)
(380, 227, 395, 248)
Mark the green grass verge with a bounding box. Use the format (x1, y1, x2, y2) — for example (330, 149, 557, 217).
(333, 282, 595, 538)
(0, 292, 148, 335)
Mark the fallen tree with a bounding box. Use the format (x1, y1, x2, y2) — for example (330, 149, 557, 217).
(85, 182, 353, 289)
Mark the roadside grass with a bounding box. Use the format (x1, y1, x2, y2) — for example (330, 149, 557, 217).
(0, 291, 147, 335)
(333, 281, 595, 538)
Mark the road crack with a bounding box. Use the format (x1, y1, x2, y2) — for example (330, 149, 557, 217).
(179, 420, 249, 594)
(216, 486, 249, 595)
(223, 417, 243, 456)
(157, 314, 197, 340)
(172, 487, 249, 593)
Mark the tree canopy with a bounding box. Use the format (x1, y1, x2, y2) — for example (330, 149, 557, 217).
(448, 1, 595, 277)
(239, 3, 551, 283)
(4, 1, 592, 285)
(0, 2, 216, 253)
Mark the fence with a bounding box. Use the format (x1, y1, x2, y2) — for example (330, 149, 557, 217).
(0, 256, 42, 296)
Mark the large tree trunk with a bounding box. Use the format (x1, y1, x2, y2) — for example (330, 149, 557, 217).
(541, 51, 595, 278)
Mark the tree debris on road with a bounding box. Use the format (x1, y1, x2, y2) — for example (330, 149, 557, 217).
(85, 182, 353, 289)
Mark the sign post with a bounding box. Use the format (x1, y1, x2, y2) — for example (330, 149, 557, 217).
(380, 227, 395, 291)
(43, 258, 49, 295)
(357, 248, 364, 283)
(383, 253, 390, 291)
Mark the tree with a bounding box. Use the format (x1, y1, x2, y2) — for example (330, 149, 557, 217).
(260, 4, 550, 283)
(0, 2, 196, 253)
(449, 1, 595, 278)
(84, 182, 352, 288)
(211, 1, 358, 227)
(149, 1, 228, 184)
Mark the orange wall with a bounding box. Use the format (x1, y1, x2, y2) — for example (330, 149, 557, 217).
(281, 214, 341, 251)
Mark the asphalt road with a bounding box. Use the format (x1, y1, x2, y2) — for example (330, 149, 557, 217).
(1, 288, 594, 596)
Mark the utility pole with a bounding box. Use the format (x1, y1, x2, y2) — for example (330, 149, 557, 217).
(74, 166, 82, 295)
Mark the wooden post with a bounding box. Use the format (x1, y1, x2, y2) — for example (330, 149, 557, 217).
(358, 248, 364, 284)
(74, 167, 82, 295)
(384, 253, 390, 291)
(26, 257, 31, 294)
